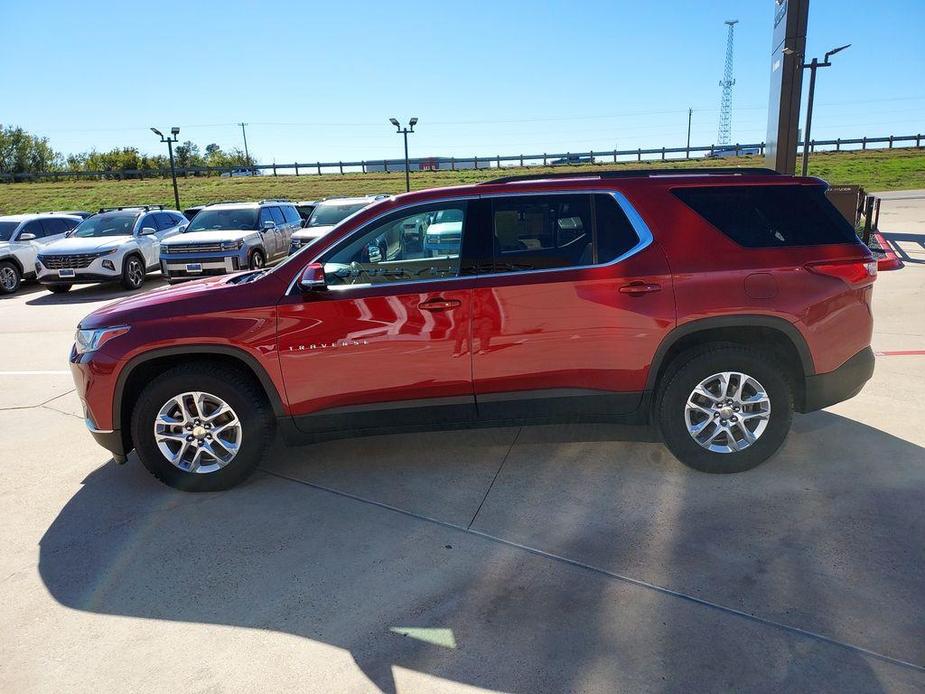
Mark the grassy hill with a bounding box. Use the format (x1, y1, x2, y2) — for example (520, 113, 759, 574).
(1, 147, 922, 214)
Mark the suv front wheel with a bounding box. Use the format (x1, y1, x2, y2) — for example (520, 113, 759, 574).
(130, 363, 273, 491)
(122, 254, 146, 290)
(656, 345, 793, 474)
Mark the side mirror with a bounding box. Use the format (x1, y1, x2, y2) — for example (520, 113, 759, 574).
(178, 224, 188, 233)
(262, 220, 276, 231)
(18, 232, 36, 241)
(367, 244, 382, 263)
(299, 263, 327, 292)
(140, 226, 157, 235)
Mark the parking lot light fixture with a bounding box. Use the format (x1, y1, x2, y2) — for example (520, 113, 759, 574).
(151, 126, 181, 210)
(390, 117, 417, 193)
(801, 43, 850, 177)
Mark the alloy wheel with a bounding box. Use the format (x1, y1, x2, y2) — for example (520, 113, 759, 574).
(153, 391, 243, 473)
(0, 266, 17, 291)
(128, 258, 144, 287)
(684, 371, 771, 453)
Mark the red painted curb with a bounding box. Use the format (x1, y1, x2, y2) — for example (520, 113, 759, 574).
(873, 232, 903, 271)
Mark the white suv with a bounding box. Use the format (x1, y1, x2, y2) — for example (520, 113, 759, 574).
(288, 195, 388, 254)
(0, 213, 82, 294)
(36, 206, 186, 293)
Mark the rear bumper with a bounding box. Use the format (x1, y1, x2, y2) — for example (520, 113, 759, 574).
(800, 346, 875, 412)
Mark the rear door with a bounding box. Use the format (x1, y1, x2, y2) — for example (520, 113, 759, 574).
(469, 191, 675, 419)
(269, 207, 287, 258)
(276, 199, 475, 432)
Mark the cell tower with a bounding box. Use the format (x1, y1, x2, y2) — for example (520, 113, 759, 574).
(717, 19, 738, 146)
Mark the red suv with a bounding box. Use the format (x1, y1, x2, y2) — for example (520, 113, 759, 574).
(70, 168, 876, 491)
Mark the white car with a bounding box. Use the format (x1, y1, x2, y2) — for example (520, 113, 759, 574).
(0, 213, 82, 294)
(37, 206, 186, 293)
(288, 195, 389, 254)
(220, 168, 259, 177)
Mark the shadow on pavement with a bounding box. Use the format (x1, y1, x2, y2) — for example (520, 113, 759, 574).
(0, 281, 46, 301)
(24, 276, 168, 306)
(38, 413, 924, 691)
(881, 230, 924, 264)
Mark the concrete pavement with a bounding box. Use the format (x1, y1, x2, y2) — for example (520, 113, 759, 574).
(1, 198, 924, 693)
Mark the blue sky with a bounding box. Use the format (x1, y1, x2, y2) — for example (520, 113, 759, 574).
(2, 0, 923, 164)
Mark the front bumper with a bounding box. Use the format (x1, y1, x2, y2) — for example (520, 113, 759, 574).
(36, 256, 122, 284)
(70, 352, 128, 462)
(800, 346, 875, 412)
(160, 249, 246, 280)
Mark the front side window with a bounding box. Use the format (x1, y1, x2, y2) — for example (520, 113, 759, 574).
(269, 207, 285, 225)
(72, 213, 139, 238)
(21, 220, 47, 239)
(282, 205, 300, 225)
(257, 207, 274, 227)
(188, 208, 259, 232)
(323, 202, 467, 287)
(41, 218, 71, 236)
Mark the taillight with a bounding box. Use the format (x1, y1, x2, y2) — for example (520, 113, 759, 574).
(805, 259, 877, 286)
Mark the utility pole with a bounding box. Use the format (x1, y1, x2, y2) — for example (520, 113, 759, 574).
(686, 108, 693, 159)
(151, 127, 181, 210)
(800, 44, 850, 176)
(239, 122, 251, 169)
(389, 117, 418, 192)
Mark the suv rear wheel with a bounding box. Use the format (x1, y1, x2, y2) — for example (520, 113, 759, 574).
(130, 364, 273, 491)
(656, 345, 793, 473)
(122, 254, 146, 290)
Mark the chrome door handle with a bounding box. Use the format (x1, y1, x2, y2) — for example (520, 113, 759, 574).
(419, 298, 461, 311)
(619, 282, 662, 295)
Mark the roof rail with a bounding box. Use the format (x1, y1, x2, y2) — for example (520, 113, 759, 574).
(258, 198, 293, 204)
(97, 204, 166, 213)
(481, 167, 780, 185)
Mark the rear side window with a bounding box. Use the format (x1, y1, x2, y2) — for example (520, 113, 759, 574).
(492, 194, 593, 271)
(673, 185, 858, 247)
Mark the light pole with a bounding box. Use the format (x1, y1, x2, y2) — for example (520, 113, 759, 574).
(801, 44, 850, 176)
(686, 107, 693, 159)
(389, 117, 417, 192)
(151, 126, 181, 210)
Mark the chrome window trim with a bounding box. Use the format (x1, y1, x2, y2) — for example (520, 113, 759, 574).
(286, 190, 653, 295)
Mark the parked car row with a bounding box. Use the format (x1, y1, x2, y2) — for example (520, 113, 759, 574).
(0, 195, 389, 295)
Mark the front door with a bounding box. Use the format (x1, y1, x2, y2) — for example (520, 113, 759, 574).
(470, 192, 676, 420)
(276, 199, 475, 433)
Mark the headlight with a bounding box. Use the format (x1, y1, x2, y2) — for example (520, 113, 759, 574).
(73, 326, 130, 356)
(98, 248, 119, 256)
(221, 240, 244, 250)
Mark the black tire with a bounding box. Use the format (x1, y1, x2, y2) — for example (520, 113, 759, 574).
(130, 363, 274, 492)
(47, 283, 72, 294)
(121, 254, 146, 290)
(656, 344, 793, 474)
(249, 250, 265, 270)
(0, 260, 21, 294)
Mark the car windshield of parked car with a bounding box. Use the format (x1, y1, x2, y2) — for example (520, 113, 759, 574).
(307, 203, 367, 227)
(0, 221, 19, 241)
(186, 208, 259, 232)
(72, 213, 138, 238)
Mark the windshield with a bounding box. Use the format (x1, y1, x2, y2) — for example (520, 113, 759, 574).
(72, 213, 138, 238)
(307, 203, 367, 227)
(0, 221, 20, 242)
(434, 209, 464, 223)
(187, 208, 258, 232)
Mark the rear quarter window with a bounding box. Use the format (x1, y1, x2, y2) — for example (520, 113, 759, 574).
(672, 185, 858, 247)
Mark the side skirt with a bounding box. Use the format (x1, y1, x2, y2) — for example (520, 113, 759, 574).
(282, 390, 653, 446)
